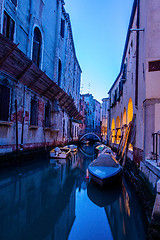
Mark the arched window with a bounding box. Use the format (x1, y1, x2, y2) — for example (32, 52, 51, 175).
(32, 27, 42, 67)
(111, 118, 115, 143)
(58, 59, 62, 86)
(127, 98, 133, 124)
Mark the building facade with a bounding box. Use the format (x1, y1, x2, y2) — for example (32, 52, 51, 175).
(93, 99, 101, 133)
(107, 0, 160, 190)
(79, 93, 101, 134)
(0, 0, 82, 154)
(101, 98, 109, 142)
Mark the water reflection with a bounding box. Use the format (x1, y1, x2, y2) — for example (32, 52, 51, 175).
(87, 180, 122, 207)
(0, 145, 147, 240)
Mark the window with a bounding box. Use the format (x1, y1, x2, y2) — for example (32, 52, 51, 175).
(32, 27, 42, 67)
(0, 84, 10, 121)
(58, 59, 62, 86)
(3, 11, 15, 41)
(60, 19, 65, 38)
(30, 98, 38, 126)
(45, 103, 51, 127)
(63, 119, 65, 137)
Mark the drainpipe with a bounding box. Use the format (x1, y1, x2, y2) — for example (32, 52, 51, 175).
(135, 0, 140, 107)
(20, 86, 26, 150)
(53, 0, 61, 81)
(27, 0, 34, 57)
(143, 101, 146, 160)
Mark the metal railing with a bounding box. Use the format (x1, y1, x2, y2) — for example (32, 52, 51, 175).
(152, 132, 159, 162)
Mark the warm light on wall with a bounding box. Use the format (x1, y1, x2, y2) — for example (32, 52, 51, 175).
(116, 116, 121, 144)
(127, 98, 133, 124)
(111, 118, 115, 143)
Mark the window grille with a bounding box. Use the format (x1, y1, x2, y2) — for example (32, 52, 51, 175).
(0, 84, 10, 121)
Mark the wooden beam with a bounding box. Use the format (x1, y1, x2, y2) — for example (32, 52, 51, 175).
(28, 71, 45, 88)
(17, 62, 33, 80)
(67, 105, 75, 114)
(60, 96, 71, 107)
(41, 81, 56, 95)
(65, 100, 74, 110)
(0, 43, 19, 66)
(51, 90, 61, 100)
(69, 108, 77, 116)
(66, 103, 74, 112)
(58, 93, 66, 102)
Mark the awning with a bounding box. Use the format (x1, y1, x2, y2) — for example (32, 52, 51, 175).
(0, 34, 83, 120)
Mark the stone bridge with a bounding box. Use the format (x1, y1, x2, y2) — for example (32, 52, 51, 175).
(78, 128, 102, 142)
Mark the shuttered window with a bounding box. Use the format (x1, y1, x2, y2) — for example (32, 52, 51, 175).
(3, 11, 15, 41)
(0, 84, 10, 121)
(30, 99, 38, 126)
(45, 104, 51, 127)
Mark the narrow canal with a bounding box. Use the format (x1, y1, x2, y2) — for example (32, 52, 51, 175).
(0, 144, 148, 240)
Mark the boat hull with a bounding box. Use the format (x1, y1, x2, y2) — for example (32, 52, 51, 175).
(88, 167, 122, 187)
(50, 147, 71, 159)
(88, 153, 123, 187)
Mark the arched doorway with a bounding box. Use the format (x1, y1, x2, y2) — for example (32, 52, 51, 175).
(127, 98, 133, 124)
(116, 116, 121, 144)
(111, 118, 115, 143)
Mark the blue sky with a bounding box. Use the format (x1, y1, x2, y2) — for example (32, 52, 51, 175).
(65, 0, 134, 103)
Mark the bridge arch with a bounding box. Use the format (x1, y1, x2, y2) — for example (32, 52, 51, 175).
(79, 132, 101, 142)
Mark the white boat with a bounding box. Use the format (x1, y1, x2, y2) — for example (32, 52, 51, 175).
(50, 147, 71, 159)
(65, 144, 78, 152)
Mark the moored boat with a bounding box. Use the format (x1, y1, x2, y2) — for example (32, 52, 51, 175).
(95, 144, 106, 154)
(88, 153, 122, 187)
(100, 146, 117, 158)
(65, 144, 78, 152)
(50, 147, 71, 159)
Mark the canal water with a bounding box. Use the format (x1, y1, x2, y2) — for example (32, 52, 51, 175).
(0, 144, 148, 240)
